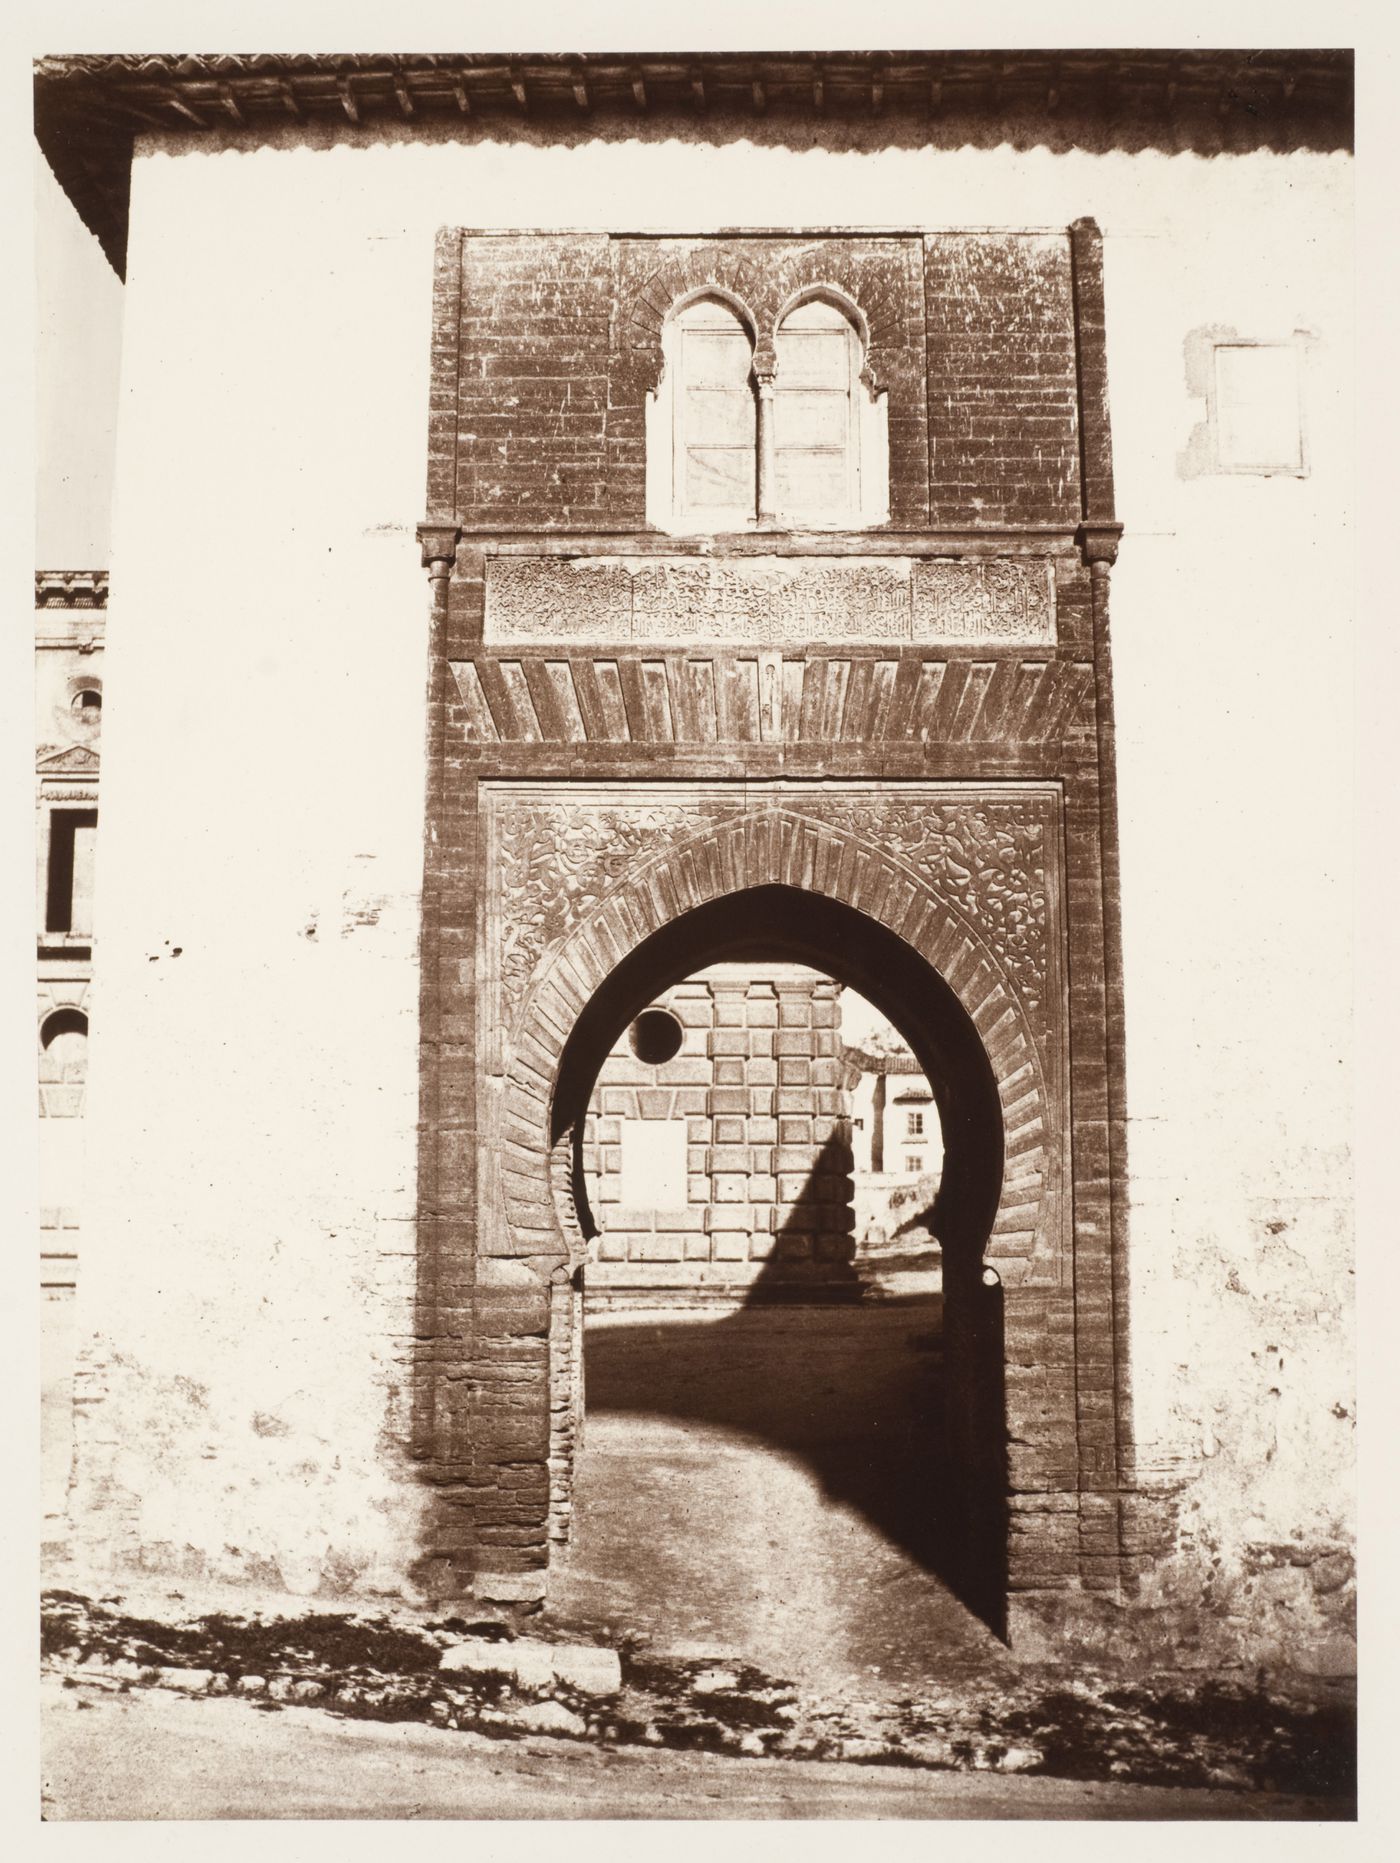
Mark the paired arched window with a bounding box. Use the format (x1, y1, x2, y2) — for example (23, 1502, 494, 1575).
(647, 290, 888, 533)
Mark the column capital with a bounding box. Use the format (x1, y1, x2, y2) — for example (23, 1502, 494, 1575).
(1078, 521, 1123, 568)
(417, 520, 463, 572)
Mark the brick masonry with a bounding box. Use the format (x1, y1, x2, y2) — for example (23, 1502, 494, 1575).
(414, 221, 1149, 1620)
(430, 228, 1084, 541)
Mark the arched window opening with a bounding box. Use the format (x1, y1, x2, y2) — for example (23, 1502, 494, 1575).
(39, 1007, 89, 1083)
(646, 288, 888, 533)
(773, 297, 863, 522)
(669, 294, 757, 527)
(770, 294, 890, 528)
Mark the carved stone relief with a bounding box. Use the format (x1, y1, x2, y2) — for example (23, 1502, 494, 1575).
(482, 782, 1068, 1285)
(911, 560, 1057, 643)
(485, 555, 1056, 646)
(809, 798, 1051, 1022)
(493, 801, 688, 1019)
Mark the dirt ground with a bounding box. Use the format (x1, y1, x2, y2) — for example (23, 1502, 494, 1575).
(38, 1302, 1356, 1820)
(552, 1300, 1002, 1689)
(40, 1679, 1351, 1822)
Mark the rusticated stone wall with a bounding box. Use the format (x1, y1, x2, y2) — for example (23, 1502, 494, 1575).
(582, 969, 855, 1299)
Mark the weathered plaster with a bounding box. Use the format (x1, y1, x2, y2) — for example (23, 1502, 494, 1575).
(66, 125, 1352, 1662)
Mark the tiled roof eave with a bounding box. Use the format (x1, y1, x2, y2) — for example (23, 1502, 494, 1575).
(34, 50, 1354, 279)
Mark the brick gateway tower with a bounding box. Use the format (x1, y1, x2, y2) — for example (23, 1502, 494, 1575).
(414, 221, 1137, 1634)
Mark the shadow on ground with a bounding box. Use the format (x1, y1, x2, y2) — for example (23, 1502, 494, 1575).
(583, 1292, 950, 1567)
(573, 1129, 1007, 1656)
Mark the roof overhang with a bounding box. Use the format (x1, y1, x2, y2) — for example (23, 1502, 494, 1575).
(35, 50, 1354, 278)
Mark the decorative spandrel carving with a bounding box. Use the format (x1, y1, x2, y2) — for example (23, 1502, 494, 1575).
(490, 787, 1054, 1047)
(485, 555, 1056, 647)
(494, 803, 688, 1013)
(816, 799, 1051, 1020)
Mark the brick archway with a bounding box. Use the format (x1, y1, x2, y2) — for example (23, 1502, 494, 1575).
(497, 803, 1056, 1285)
(450, 780, 1075, 1614)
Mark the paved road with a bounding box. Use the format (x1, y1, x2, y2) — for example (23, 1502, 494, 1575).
(41, 1682, 1348, 1821)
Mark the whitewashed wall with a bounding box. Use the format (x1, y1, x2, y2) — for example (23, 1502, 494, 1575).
(75, 125, 1352, 1648)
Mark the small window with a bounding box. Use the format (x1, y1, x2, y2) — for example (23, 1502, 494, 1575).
(39, 1008, 89, 1083)
(1213, 342, 1305, 474)
(71, 688, 103, 722)
(45, 809, 98, 938)
(773, 298, 862, 522)
(628, 1008, 685, 1066)
(906, 1110, 924, 1138)
(904, 1154, 923, 1174)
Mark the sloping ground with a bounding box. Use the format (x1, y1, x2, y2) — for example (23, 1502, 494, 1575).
(549, 1408, 1001, 1687)
(40, 1590, 1355, 1804)
(40, 1300, 1356, 1808)
(40, 1679, 1353, 1822)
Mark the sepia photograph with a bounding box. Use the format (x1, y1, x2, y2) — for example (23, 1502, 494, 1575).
(25, 4, 1365, 1828)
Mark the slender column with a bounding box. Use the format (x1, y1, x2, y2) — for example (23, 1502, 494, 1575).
(1086, 543, 1134, 1496)
(417, 522, 462, 629)
(754, 356, 777, 523)
(1070, 217, 1133, 1501)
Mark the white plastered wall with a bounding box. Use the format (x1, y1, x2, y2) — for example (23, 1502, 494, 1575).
(76, 125, 1352, 1641)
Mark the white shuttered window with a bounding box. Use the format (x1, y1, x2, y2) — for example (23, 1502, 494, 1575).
(773, 298, 861, 522)
(675, 297, 757, 522)
(647, 288, 886, 532)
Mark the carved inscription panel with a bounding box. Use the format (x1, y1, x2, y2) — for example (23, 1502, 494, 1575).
(484, 556, 1056, 646)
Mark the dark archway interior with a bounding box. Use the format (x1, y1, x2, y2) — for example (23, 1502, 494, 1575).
(552, 885, 1005, 1259)
(550, 884, 1010, 1639)
(41, 1006, 90, 1047)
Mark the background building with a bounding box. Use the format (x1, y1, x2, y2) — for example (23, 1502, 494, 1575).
(584, 966, 857, 1304)
(35, 569, 105, 1544)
